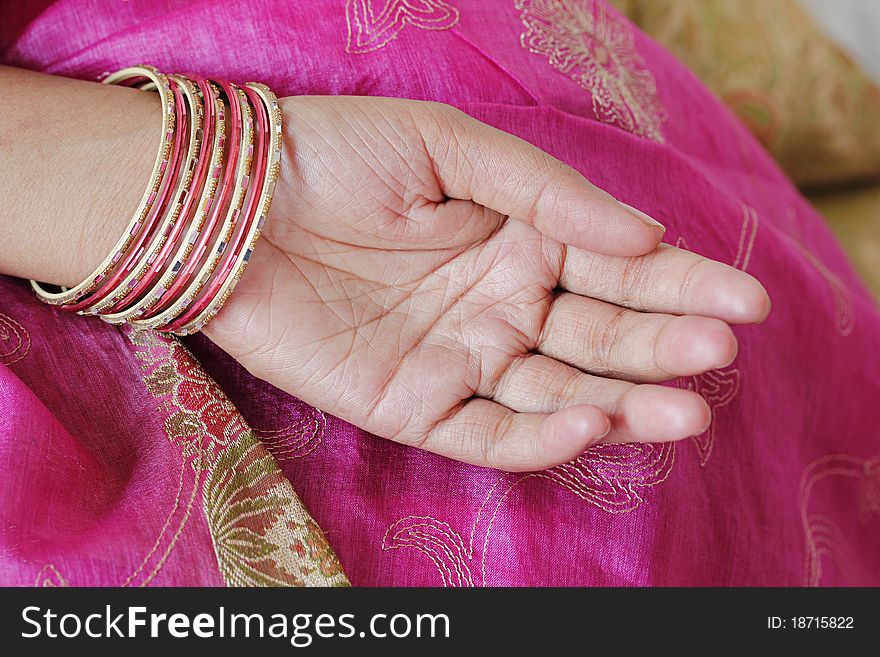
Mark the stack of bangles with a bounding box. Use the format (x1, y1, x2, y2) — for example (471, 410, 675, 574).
(29, 65, 283, 335)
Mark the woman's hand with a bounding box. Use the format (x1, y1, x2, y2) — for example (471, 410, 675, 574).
(204, 96, 770, 471)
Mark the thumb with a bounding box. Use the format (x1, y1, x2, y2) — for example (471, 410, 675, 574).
(421, 104, 665, 256)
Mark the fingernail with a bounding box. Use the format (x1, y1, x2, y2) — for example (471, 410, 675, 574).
(593, 417, 613, 444)
(698, 413, 713, 435)
(618, 201, 666, 233)
(719, 346, 738, 369)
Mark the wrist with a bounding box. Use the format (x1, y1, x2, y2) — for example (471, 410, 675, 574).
(0, 66, 158, 287)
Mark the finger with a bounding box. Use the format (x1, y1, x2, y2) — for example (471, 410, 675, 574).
(493, 354, 711, 443)
(537, 293, 737, 382)
(561, 243, 771, 324)
(421, 399, 611, 471)
(421, 105, 665, 256)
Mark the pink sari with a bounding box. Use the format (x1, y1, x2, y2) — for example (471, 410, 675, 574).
(2, 0, 879, 586)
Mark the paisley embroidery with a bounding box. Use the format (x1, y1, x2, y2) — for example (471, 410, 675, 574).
(539, 441, 675, 513)
(678, 366, 740, 467)
(254, 407, 326, 461)
(800, 454, 880, 586)
(517, 0, 666, 142)
(126, 327, 348, 587)
(383, 517, 473, 587)
(733, 203, 759, 272)
(796, 246, 855, 337)
(0, 313, 31, 365)
(383, 442, 674, 586)
(203, 431, 347, 587)
(345, 0, 460, 54)
(34, 564, 68, 587)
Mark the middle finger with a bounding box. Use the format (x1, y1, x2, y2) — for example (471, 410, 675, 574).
(537, 292, 738, 382)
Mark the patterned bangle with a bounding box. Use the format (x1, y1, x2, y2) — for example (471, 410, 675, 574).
(98, 76, 226, 324)
(30, 65, 281, 336)
(161, 83, 269, 334)
(135, 82, 255, 331)
(30, 65, 176, 306)
(132, 79, 246, 326)
(91, 74, 205, 319)
(167, 82, 281, 335)
(69, 74, 199, 315)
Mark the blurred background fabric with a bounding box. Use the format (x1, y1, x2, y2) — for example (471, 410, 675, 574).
(798, 0, 880, 82)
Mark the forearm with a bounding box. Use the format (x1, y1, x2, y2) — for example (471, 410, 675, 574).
(0, 65, 157, 287)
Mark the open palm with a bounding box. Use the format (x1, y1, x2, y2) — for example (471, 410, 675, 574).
(205, 96, 769, 471)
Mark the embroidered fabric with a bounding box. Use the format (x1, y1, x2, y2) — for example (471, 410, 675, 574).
(1, 0, 878, 586)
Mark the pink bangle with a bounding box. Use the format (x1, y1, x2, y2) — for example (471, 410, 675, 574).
(99, 77, 227, 324)
(163, 83, 269, 332)
(68, 75, 195, 315)
(29, 65, 281, 336)
(96, 74, 209, 319)
(134, 82, 254, 330)
(171, 83, 283, 336)
(30, 65, 176, 306)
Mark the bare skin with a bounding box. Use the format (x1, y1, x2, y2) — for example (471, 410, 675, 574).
(205, 96, 770, 470)
(0, 68, 770, 472)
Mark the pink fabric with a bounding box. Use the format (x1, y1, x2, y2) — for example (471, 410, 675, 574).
(2, 0, 879, 586)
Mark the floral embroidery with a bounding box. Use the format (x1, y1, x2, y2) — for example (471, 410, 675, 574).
(140, 343, 247, 464)
(126, 327, 348, 587)
(517, 0, 666, 142)
(0, 313, 31, 365)
(125, 328, 205, 586)
(800, 454, 880, 586)
(203, 431, 348, 587)
(383, 442, 674, 586)
(345, 0, 460, 54)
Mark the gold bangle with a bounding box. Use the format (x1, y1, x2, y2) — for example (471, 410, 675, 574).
(133, 84, 254, 330)
(30, 65, 176, 306)
(89, 74, 205, 318)
(174, 83, 283, 336)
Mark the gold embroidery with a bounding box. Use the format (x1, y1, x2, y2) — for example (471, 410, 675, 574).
(798, 248, 855, 337)
(800, 453, 880, 586)
(0, 313, 31, 366)
(345, 0, 460, 54)
(123, 327, 205, 587)
(539, 441, 675, 511)
(516, 0, 666, 142)
(253, 408, 326, 461)
(383, 442, 674, 586)
(123, 326, 348, 587)
(733, 204, 759, 272)
(34, 564, 68, 587)
(203, 431, 348, 587)
(383, 517, 474, 587)
(672, 204, 755, 467)
(678, 366, 740, 467)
